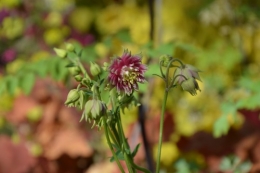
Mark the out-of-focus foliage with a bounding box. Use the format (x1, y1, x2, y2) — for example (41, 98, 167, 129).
(1, 0, 260, 172)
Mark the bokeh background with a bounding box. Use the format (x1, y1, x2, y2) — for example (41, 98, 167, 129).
(1, 0, 260, 172)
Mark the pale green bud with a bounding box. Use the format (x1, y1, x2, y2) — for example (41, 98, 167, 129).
(90, 62, 101, 76)
(66, 43, 75, 52)
(159, 55, 172, 67)
(69, 66, 81, 76)
(74, 75, 83, 82)
(181, 78, 201, 96)
(83, 99, 106, 120)
(65, 89, 80, 105)
(54, 48, 67, 58)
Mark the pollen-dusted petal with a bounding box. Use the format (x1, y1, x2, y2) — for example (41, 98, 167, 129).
(108, 50, 147, 95)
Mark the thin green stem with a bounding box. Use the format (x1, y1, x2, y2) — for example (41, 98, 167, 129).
(156, 89, 169, 173)
(131, 160, 151, 173)
(169, 74, 188, 88)
(159, 61, 166, 78)
(170, 58, 185, 68)
(107, 126, 120, 147)
(111, 124, 122, 144)
(76, 58, 90, 79)
(124, 153, 135, 173)
(117, 113, 135, 173)
(104, 122, 125, 173)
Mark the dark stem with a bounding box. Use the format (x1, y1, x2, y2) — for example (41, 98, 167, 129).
(138, 104, 154, 172)
(148, 0, 155, 41)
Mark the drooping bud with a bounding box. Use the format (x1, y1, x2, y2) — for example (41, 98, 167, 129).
(54, 48, 67, 58)
(65, 89, 80, 105)
(181, 78, 201, 96)
(83, 99, 106, 121)
(173, 64, 201, 85)
(90, 62, 101, 76)
(66, 43, 75, 52)
(65, 89, 89, 108)
(185, 64, 201, 81)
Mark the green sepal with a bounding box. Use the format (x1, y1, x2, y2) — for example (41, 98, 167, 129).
(109, 150, 125, 162)
(131, 143, 141, 157)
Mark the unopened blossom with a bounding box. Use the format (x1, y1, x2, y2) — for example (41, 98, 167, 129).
(108, 50, 147, 95)
(181, 78, 201, 96)
(173, 64, 201, 85)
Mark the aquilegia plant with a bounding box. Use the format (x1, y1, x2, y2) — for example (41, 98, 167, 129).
(54, 43, 201, 173)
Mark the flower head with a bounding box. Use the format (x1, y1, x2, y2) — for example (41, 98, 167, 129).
(181, 78, 201, 96)
(108, 50, 147, 95)
(174, 64, 201, 85)
(173, 64, 201, 95)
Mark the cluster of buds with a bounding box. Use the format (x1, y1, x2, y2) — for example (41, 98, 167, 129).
(54, 43, 107, 129)
(159, 56, 201, 96)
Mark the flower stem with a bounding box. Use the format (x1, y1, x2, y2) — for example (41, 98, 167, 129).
(104, 121, 125, 173)
(117, 113, 135, 173)
(131, 161, 151, 173)
(156, 89, 169, 173)
(107, 126, 120, 147)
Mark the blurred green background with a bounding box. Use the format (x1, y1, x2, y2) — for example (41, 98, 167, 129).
(1, 0, 260, 172)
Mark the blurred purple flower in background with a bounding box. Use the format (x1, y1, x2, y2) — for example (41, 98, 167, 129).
(0, 8, 9, 23)
(2, 49, 17, 63)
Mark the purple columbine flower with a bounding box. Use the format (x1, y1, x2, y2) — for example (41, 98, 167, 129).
(108, 50, 147, 95)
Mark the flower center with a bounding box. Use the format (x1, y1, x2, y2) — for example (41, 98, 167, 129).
(121, 65, 138, 84)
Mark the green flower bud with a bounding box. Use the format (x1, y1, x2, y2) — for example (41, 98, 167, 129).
(159, 55, 172, 67)
(81, 77, 91, 86)
(181, 78, 201, 96)
(83, 99, 106, 120)
(90, 62, 101, 76)
(54, 48, 67, 58)
(173, 64, 201, 85)
(65, 89, 89, 108)
(65, 89, 80, 105)
(69, 66, 81, 76)
(74, 75, 83, 82)
(66, 43, 75, 52)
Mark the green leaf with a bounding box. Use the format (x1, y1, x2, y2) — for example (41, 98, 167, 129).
(131, 143, 141, 157)
(109, 150, 125, 162)
(111, 143, 120, 151)
(0, 79, 7, 96)
(73, 42, 83, 55)
(176, 42, 197, 53)
(219, 157, 232, 170)
(35, 61, 48, 77)
(213, 115, 230, 138)
(116, 29, 132, 43)
(175, 159, 191, 173)
(56, 60, 69, 81)
(5, 76, 19, 95)
(145, 63, 160, 77)
(81, 44, 97, 62)
(221, 102, 237, 116)
(19, 73, 35, 95)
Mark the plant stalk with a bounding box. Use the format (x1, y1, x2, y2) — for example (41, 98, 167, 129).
(104, 121, 125, 173)
(155, 89, 169, 173)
